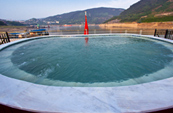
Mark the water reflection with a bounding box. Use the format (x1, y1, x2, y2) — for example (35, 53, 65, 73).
(85, 37, 89, 45)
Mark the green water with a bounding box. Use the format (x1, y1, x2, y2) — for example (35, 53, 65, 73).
(0, 35, 173, 86)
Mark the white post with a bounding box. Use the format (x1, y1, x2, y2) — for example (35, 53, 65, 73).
(125, 30, 127, 34)
(94, 29, 96, 34)
(60, 30, 63, 35)
(140, 30, 142, 35)
(110, 29, 112, 34)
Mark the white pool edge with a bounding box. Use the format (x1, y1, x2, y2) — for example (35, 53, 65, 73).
(0, 34, 173, 113)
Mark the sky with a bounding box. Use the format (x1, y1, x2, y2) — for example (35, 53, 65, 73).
(0, 0, 140, 20)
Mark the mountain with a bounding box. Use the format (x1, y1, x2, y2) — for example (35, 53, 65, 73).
(25, 7, 125, 25)
(0, 19, 25, 26)
(104, 0, 173, 23)
(0, 21, 7, 26)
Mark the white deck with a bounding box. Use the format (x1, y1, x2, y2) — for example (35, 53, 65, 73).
(0, 34, 173, 113)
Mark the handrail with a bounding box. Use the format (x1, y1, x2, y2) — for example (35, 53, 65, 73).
(154, 29, 173, 40)
(0, 32, 10, 44)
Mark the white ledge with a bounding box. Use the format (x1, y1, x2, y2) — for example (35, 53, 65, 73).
(0, 34, 173, 112)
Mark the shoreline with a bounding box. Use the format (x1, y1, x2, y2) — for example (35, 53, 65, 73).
(0, 22, 173, 35)
(99, 22, 173, 29)
(0, 26, 27, 34)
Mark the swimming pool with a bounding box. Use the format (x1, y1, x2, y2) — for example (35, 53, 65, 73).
(0, 34, 173, 112)
(0, 34, 173, 87)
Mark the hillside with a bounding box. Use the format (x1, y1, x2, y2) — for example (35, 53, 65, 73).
(105, 0, 173, 23)
(25, 7, 124, 25)
(0, 21, 7, 26)
(0, 19, 25, 26)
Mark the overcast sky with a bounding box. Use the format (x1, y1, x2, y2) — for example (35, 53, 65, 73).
(0, 0, 140, 20)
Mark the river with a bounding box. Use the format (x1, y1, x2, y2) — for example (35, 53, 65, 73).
(46, 25, 156, 36)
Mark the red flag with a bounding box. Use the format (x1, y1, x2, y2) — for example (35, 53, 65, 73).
(84, 11, 89, 35)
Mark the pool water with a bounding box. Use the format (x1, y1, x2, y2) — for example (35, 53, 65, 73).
(0, 35, 173, 87)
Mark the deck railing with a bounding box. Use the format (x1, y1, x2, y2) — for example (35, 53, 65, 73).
(0, 32, 10, 44)
(48, 29, 155, 36)
(1, 29, 172, 44)
(154, 29, 173, 40)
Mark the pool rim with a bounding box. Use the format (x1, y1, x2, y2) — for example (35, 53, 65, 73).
(0, 33, 173, 113)
(1, 34, 173, 87)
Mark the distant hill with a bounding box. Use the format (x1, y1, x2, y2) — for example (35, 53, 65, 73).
(105, 0, 173, 23)
(0, 19, 25, 26)
(25, 7, 124, 25)
(6, 21, 25, 26)
(0, 21, 7, 26)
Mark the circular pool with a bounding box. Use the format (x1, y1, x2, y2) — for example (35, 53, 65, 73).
(0, 34, 173, 112)
(0, 35, 173, 87)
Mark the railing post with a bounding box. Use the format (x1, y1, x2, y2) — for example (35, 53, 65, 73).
(125, 30, 127, 34)
(6, 32, 10, 42)
(60, 30, 63, 35)
(154, 29, 157, 36)
(0, 34, 6, 44)
(0, 35, 2, 44)
(171, 30, 173, 40)
(110, 29, 112, 34)
(164, 29, 168, 38)
(94, 29, 96, 34)
(140, 30, 142, 35)
(3, 34, 6, 43)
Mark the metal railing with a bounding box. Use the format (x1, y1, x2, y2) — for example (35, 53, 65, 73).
(154, 29, 173, 40)
(48, 29, 155, 35)
(0, 32, 10, 44)
(165, 29, 173, 40)
(2, 29, 172, 43)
